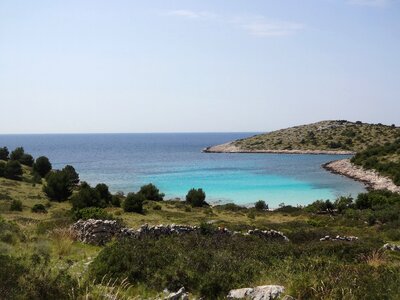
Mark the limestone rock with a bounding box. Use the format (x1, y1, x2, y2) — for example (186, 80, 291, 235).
(227, 285, 285, 300)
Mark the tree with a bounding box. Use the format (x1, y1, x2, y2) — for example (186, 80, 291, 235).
(254, 200, 268, 211)
(95, 183, 112, 206)
(19, 154, 34, 167)
(186, 188, 207, 207)
(62, 165, 79, 186)
(4, 160, 23, 180)
(10, 147, 25, 161)
(123, 192, 145, 213)
(33, 156, 52, 177)
(70, 182, 104, 210)
(138, 183, 164, 201)
(43, 170, 72, 201)
(0, 147, 9, 161)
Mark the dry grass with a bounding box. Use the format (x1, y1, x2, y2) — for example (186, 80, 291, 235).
(50, 227, 76, 257)
(361, 249, 387, 268)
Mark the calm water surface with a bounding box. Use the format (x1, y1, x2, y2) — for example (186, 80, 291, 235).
(0, 133, 366, 207)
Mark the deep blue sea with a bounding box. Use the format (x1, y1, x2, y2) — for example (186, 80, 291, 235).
(0, 133, 366, 207)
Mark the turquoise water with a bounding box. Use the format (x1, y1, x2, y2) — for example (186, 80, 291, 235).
(0, 133, 366, 207)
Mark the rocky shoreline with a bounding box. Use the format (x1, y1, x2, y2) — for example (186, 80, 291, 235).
(203, 143, 355, 155)
(323, 159, 400, 193)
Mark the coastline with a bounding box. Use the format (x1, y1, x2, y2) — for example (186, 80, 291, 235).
(323, 159, 400, 193)
(203, 143, 355, 155)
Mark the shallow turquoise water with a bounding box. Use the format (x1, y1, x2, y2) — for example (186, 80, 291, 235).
(0, 133, 366, 207)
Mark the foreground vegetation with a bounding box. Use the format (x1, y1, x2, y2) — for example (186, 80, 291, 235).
(230, 120, 400, 152)
(1, 147, 400, 299)
(351, 138, 400, 185)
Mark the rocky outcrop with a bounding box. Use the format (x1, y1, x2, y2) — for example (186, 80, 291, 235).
(203, 143, 354, 155)
(383, 243, 400, 251)
(227, 285, 285, 299)
(320, 235, 358, 242)
(323, 159, 400, 193)
(71, 220, 289, 246)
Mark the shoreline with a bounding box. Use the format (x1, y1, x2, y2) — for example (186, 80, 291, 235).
(203, 143, 355, 155)
(323, 159, 400, 193)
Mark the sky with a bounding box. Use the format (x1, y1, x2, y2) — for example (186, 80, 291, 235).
(0, 0, 399, 134)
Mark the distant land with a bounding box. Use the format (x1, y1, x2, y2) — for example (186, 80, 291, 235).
(204, 120, 400, 154)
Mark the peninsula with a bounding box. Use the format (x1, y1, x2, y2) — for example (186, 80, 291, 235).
(205, 120, 400, 191)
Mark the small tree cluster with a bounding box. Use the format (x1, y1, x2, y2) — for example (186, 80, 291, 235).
(0, 160, 23, 180)
(186, 188, 207, 207)
(138, 183, 164, 201)
(70, 182, 115, 210)
(254, 200, 268, 211)
(123, 192, 145, 213)
(43, 165, 79, 201)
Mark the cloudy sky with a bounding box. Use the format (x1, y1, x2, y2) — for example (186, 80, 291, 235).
(0, 0, 399, 133)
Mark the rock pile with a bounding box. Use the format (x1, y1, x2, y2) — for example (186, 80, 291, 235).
(320, 235, 358, 242)
(227, 285, 285, 300)
(383, 243, 400, 251)
(71, 220, 290, 246)
(72, 219, 122, 245)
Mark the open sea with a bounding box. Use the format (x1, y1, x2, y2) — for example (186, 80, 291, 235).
(0, 133, 366, 207)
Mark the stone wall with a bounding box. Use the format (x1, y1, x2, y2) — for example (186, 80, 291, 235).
(71, 219, 290, 246)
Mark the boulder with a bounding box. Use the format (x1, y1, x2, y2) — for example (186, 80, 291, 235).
(227, 285, 285, 300)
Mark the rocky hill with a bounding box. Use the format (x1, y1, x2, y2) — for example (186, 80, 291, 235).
(205, 120, 400, 154)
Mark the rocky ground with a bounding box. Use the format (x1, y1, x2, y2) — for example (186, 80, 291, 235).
(323, 159, 400, 193)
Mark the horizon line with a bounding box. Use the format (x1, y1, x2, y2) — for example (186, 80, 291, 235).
(0, 131, 263, 136)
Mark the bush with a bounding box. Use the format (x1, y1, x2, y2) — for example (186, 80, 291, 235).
(138, 183, 165, 201)
(43, 170, 72, 201)
(19, 154, 34, 167)
(0, 146, 9, 160)
(31, 204, 47, 213)
(10, 200, 23, 211)
(95, 183, 112, 206)
(10, 147, 25, 161)
(4, 160, 23, 180)
(70, 182, 110, 210)
(73, 207, 114, 221)
(123, 192, 145, 213)
(254, 200, 268, 211)
(33, 156, 52, 178)
(62, 165, 79, 186)
(186, 188, 207, 207)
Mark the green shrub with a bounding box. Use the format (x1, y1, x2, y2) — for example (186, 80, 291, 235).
(10, 200, 23, 211)
(10, 147, 25, 161)
(152, 204, 162, 210)
(0, 161, 5, 177)
(73, 207, 114, 221)
(123, 192, 145, 213)
(186, 188, 207, 207)
(33, 156, 52, 178)
(138, 183, 165, 201)
(215, 203, 247, 212)
(19, 153, 34, 167)
(4, 160, 23, 180)
(43, 170, 72, 201)
(0, 146, 9, 160)
(70, 182, 110, 210)
(254, 200, 268, 211)
(31, 204, 47, 213)
(62, 165, 79, 186)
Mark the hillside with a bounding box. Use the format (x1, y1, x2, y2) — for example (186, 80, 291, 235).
(205, 120, 400, 154)
(351, 139, 400, 186)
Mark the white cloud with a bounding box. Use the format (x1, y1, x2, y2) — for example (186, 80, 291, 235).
(166, 10, 304, 38)
(347, 0, 391, 7)
(241, 21, 304, 37)
(166, 10, 217, 19)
